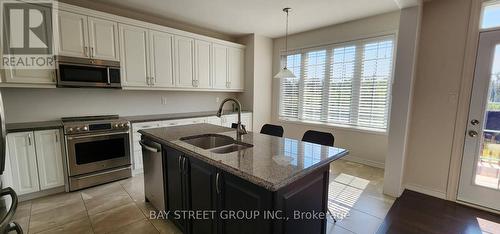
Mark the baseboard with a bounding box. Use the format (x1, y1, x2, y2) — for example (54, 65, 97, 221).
(132, 168, 144, 176)
(18, 186, 66, 202)
(343, 155, 385, 169)
(404, 183, 447, 199)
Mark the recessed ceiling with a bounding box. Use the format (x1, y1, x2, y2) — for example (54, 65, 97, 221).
(92, 0, 404, 38)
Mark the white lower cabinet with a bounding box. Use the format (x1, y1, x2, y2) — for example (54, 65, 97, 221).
(131, 113, 252, 172)
(34, 130, 65, 190)
(7, 130, 64, 195)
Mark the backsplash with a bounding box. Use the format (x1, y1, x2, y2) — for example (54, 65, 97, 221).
(1, 88, 236, 123)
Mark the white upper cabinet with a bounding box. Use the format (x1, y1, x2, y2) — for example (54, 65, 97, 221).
(7, 132, 40, 195)
(174, 36, 195, 88)
(195, 40, 212, 89)
(119, 24, 150, 87)
(228, 47, 245, 90)
(88, 17, 119, 60)
(57, 11, 119, 61)
(212, 44, 228, 89)
(149, 30, 175, 88)
(3, 69, 55, 85)
(57, 11, 89, 58)
(34, 130, 64, 190)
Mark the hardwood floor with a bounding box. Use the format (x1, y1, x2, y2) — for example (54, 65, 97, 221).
(377, 190, 500, 234)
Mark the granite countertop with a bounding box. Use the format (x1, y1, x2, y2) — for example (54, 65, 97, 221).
(5, 110, 251, 133)
(6, 120, 63, 133)
(124, 110, 251, 123)
(139, 123, 349, 191)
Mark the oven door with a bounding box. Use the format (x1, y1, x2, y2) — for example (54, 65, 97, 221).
(66, 132, 131, 176)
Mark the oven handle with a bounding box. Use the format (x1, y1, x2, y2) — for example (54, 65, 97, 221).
(66, 131, 129, 140)
(139, 140, 160, 153)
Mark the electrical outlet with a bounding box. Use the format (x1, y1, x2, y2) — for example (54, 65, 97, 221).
(216, 97, 220, 103)
(161, 96, 168, 105)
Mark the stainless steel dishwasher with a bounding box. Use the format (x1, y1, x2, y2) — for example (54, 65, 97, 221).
(140, 138, 166, 211)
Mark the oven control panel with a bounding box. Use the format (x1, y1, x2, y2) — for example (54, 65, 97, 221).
(64, 121, 129, 134)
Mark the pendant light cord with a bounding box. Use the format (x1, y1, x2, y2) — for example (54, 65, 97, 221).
(284, 8, 290, 69)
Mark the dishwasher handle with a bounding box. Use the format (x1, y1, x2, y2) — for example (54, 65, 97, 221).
(139, 140, 161, 153)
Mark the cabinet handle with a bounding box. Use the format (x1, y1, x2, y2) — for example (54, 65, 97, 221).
(28, 134, 32, 145)
(178, 156, 182, 173)
(182, 157, 187, 174)
(152, 77, 155, 86)
(84, 46, 88, 57)
(216, 172, 221, 194)
(146, 77, 150, 86)
(55, 133, 58, 142)
(91, 47, 94, 58)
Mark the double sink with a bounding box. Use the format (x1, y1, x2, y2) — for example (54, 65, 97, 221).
(180, 134, 253, 154)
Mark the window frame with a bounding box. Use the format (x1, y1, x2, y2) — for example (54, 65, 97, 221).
(278, 34, 397, 134)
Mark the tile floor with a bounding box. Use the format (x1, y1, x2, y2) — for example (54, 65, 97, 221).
(12, 159, 393, 234)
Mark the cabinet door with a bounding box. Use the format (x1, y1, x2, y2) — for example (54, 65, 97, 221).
(7, 132, 40, 195)
(3, 69, 55, 84)
(220, 172, 272, 234)
(34, 130, 64, 190)
(212, 44, 228, 89)
(195, 40, 212, 89)
(165, 147, 188, 233)
(174, 36, 195, 88)
(119, 24, 149, 87)
(88, 17, 119, 61)
(149, 30, 175, 88)
(57, 11, 88, 58)
(228, 47, 245, 90)
(188, 157, 218, 234)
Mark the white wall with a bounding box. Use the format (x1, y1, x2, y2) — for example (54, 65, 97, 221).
(384, 6, 422, 197)
(237, 34, 273, 132)
(271, 11, 401, 167)
(403, 0, 473, 198)
(1, 88, 235, 123)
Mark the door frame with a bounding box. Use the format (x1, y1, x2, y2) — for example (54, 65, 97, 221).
(457, 29, 500, 211)
(448, 0, 500, 214)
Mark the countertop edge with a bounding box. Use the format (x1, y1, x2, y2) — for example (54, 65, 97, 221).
(126, 111, 252, 123)
(139, 130, 348, 191)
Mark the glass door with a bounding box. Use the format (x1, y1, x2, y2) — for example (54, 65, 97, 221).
(458, 30, 500, 211)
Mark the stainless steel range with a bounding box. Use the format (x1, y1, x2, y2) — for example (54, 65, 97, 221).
(62, 115, 131, 191)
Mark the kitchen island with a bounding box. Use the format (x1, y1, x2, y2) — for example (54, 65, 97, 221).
(139, 123, 348, 234)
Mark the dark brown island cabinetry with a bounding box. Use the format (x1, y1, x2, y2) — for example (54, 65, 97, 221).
(157, 144, 330, 234)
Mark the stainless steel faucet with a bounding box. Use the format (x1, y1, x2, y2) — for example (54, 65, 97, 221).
(216, 98, 247, 140)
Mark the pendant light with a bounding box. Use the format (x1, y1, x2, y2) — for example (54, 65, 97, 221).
(274, 7, 296, 79)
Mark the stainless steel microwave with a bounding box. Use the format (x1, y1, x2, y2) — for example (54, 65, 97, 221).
(56, 56, 121, 88)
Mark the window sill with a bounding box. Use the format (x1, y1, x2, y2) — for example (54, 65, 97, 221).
(277, 118, 388, 136)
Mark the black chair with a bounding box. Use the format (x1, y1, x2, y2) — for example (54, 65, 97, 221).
(301, 130, 334, 147)
(260, 124, 284, 137)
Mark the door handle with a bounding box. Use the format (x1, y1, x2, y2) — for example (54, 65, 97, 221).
(468, 130, 478, 137)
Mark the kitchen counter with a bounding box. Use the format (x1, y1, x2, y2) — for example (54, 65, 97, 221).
(5, 110, 251, 133)
(6, 120, 62, 133)
(139, 123, 348, 191)
(125, 110, 251, 123)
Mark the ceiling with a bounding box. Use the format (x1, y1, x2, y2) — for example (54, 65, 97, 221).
(93, 0, 409, 38)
